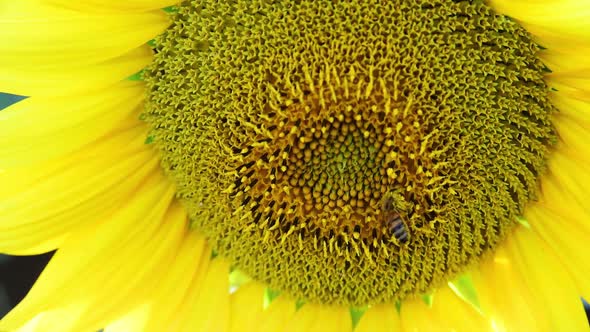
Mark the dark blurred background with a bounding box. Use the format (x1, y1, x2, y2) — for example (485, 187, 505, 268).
(0, 253, 53, 318)
(0, 92, 55, 318)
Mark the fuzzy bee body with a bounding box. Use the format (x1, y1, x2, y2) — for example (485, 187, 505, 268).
(386, 214, 409, 244)
(381, 193, 410, 244)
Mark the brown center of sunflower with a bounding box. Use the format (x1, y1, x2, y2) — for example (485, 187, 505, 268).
(143, 0, 556, 305)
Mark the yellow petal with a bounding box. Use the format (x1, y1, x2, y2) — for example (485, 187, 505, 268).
(550, 91, 590, 131)
(137, 230, 209, 332)
(0, 45, 153, 97)
(178, 258, 230, 332)
(229, 282, 266, 332)
(539, 149, 590, 222)
(0, 81, 146, 167)
(310, 305, 352, 332)
(47, 0, 181, 12)
(258, 296, 297, 332)
(12, 304, 87, 332)
(528, 25, 590, 55)
(0, 126, 158, 255)
(551, 82, 590, 103)
(120, 231, 211, 332)
(87, 232, 210, 332)
(0, 172, 177, 331)
(355, 304, 401, 332)
(550, 148, 590, 201)
(0, 3, 168, 70)
(547, 75, 590, 94)
(400, 297, 446, 332)
(284, 304, 352, 332)
(525, 204, 590, 299)
(508, 227, 589, 331)
(431, 286, 491, 332)
(472, 243, 547, 332)
(67, 202, 186, 332)
(103, 304, 150, 332)
(487, 1, 590, 40)
(164, 251, 212, 331)
(540, 49, 590, 75)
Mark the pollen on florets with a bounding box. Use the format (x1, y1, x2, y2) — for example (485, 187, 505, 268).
(143, 0, 555, 306)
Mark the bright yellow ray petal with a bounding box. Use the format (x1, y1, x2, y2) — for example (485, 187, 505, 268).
(47, 0, 181, 12)
(0, 172, 176, 331)
(540, 49, 590, 75)
(400, 298, 446, 332)
(309, 305, 352, 332)
(539, 149, 590, 222)
(355, 304, 401, 332)
(550, 92, 590, 132)
(0, 81, 146, 167)
(0, 3, 169, 69)
(508, 227, 589, 331)
(85, 231, 210, 332)
(102, 304, 150, 332)
(547, 75, 590, 94)
(528, 25, 590, 55)
(283, 305, 316, 332)
(64, 202, 186, 332)
(258, 296, 297, 332)
(525, 204, 590, 299)
(178, 258, 230, 332)
(431, 286, 492, 332)
(549, 148, 590, 204)
(12, 304, 87, 332)
(164, 251, 212, 331)
(229, 282, 266, 332)
(134, 231, 209, 332)
(0, 125, 158, 255)
(471, 244, 547, 332)
(0, 153, 158, 255)
(551, 82, 590, 103)
(284, 304, 351, 332)
(487, 0, 590, 40)
(0, 45, 153, 97)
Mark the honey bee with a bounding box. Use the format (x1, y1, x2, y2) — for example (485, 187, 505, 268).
(381, 194, 409, 244)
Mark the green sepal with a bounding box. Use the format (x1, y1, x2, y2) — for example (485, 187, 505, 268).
(295, 299, 306, 311)
(127, 69, 144, 81)
(263, 288, 281, 308)
(448, 274, 482, 312)
(350, 306, 368, 329)
(163, 6, 178, 14)
(229, 268, 251, 288)
(516, 215, 531, 229)
(421, 293, 434, 307)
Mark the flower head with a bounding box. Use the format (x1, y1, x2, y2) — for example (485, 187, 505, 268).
(1, 0, 589, 331)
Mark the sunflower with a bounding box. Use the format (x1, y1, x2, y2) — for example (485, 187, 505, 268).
(1, 0, 589, 331)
